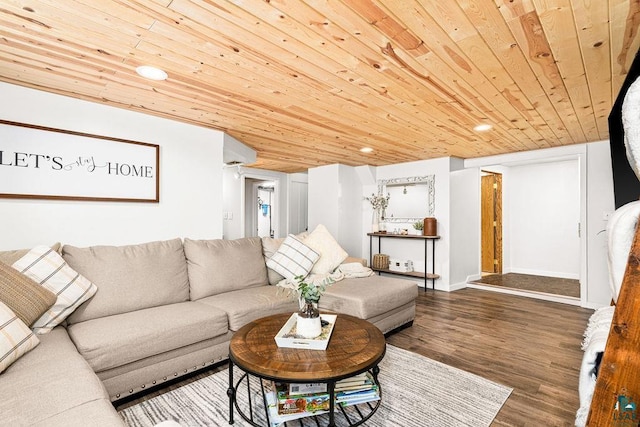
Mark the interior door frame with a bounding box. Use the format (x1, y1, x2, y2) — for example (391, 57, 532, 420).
(240, 173, 280, 239)
(471, 152, 586, 306)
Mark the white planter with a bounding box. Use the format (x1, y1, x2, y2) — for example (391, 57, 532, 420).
(296, 314, 322, 338)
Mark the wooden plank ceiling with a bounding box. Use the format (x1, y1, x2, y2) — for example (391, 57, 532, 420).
(0, 0, 638, 173)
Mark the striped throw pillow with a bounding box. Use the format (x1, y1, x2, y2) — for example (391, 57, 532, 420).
(266, 234, 319, 280)
(0, 261, 57, 327)
(13, 246, 98, 334)
(0, 301, 39, 373)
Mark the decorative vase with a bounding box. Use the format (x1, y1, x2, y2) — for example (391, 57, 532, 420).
(297, 300, 322, 338)
(371, 210, 380, 233)
(423, 217, 437, 236)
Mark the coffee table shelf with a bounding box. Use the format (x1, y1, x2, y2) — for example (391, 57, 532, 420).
(228, 313, 386, 427)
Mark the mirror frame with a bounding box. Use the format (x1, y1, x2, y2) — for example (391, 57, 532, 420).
(378, 175, 435, 223)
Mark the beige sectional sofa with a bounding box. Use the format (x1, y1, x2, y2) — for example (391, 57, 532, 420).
(0, 235, 418, 426)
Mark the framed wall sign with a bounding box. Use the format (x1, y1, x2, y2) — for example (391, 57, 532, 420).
(0, 120, 159, 202)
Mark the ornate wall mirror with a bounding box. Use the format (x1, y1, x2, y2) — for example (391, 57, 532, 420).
(378, 175, 435, 223)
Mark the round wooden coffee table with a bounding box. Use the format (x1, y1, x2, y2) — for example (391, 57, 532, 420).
(227, 312, 386, 427)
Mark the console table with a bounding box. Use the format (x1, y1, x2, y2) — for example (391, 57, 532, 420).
(228, 312, 386, 427)
(367, 232, 440, 291)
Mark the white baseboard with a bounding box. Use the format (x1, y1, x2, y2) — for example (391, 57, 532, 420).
(448, 282, 468, 292)
(466, 273, 482, 282)
(582, 301, 609, 310)
(409, 280, 455, 292)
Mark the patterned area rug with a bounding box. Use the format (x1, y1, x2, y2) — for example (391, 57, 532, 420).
(119, 345, 512, 427)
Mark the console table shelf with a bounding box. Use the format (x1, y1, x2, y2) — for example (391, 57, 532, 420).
(367, 232, 440, 291)
(371, 268, 440, 280)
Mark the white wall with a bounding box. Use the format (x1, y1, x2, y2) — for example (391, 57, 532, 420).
(450, 168, 480, 288)
(0, 82, 224, 249)
(222, 166, 243, 239)
(308, 164, 341, 236)
(373, 158, 453, 289)
(308, 164, 363, 257)
(288, 173, 308, 234)
(586, 141, 616, 307)
(508, 160, 580, 279)
(336, 165, 364, 257)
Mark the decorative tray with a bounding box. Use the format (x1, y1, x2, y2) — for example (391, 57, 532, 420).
(274, 313, 337, 350)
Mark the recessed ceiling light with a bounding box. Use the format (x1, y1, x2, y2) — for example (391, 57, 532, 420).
(135, 65, 168, 81)
(360, 147, 374, 153)
(473, 123, 493, 132)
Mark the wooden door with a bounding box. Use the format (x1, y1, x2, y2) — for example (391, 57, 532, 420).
(481, 173, 503, 273)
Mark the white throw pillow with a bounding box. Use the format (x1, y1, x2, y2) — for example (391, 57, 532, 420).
(13, 246, 98, 334)
(304, 224, 348, 274)
(0, 301, 39, 374)
(266, 234, 320, 280)
(262, 231, 310, 285)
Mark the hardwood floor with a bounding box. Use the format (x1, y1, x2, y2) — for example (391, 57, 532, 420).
(387, 288, 593, 426)
(469, 273, 581, 298)
(117, 288, 594, 426)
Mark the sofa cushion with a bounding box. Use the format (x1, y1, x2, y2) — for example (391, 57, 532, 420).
(13, 246, 98, 334)
(185, 237, 268, 300)
(265, 234, 319, 280)
(0, 327, 122, 426)
(197, 286, 298, 331)
(31, 399, 125, 427)
(0, 261, 56, 327)
(0, 301, 40, 374)
(262, 232, 309, 285)
(63, 238, 189, 324)
(321, 275, 419, 319)
(304, 224, 348, 274)
(67, 301, 228, 373)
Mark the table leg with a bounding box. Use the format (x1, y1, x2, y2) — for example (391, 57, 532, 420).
(424, 238, 428, 292)
(431, 239, 436, 290)
(328, 380, 336, 427)
(227, 359, 235, 425)
(372, 365, 380, 387)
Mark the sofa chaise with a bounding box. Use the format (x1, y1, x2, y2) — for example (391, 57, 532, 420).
(0, 231, 418, 426)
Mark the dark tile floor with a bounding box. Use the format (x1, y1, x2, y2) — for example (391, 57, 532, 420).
(469, 272, 580, 298)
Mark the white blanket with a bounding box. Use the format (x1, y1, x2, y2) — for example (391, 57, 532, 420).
(575, 306, 615, 427)
(607, 201, 640, 303)
(335, 262, 375, 278)
(275, 262, 374, 307)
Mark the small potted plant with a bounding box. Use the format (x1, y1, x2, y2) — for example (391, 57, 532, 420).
(412, 220, 424, 236)
(296, 275, 336, 338)
(278, 275, 334, 338)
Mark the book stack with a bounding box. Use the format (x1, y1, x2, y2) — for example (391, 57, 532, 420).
(275, 382, 330, 415)
(263, 381, 330, 427)
(335, 372, 380, 407)
(262, 373, 379, 427)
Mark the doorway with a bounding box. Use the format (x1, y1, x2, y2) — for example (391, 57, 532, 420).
(481, 172, 502, 274)
(257, 184, 275, 238)
(471, 159, 583, 305)
(244, 178, 277, 238)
